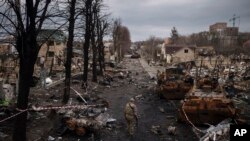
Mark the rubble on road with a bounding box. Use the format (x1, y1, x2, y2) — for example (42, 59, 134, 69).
(167, 126, 176, 135)
(150, 125, 162, 135)
(64, 111, 115, 136)
(158, 107, 165, 113)
(54, 95, 114, 137)
(48, 135, 56, 141)
(0, 131, 8, 140)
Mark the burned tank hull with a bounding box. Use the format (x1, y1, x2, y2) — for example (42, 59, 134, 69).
(156, 81, 193, 100)
(196, 77, 218, 91)
(156, 67, 194, 100)
(178, 94, 237, 125)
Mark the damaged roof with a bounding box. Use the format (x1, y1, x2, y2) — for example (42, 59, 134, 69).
(37, 29, 66, 43)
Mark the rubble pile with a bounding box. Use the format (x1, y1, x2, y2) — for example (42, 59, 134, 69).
(199, 119, 231, 141)
(61, 108, 115, 136)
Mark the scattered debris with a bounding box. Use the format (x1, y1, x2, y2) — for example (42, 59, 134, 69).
(158, 107, 165, 113)
(151, 125, 162, 135)
(166, 115, 175, 119)
(0, 132, 8, 140)
(45, 77, 53, 86)
(135, 94, 143, 100)
(200, 119, 231, 141)
(167, 126, 176, 135)
(64, 112, 115, 136)
(48, 136, 56, 141)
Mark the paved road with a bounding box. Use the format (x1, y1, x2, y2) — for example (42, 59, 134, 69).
(23, 58, 197, 141)
(95, 58, 197, 141)
(139, 58, 165, 79)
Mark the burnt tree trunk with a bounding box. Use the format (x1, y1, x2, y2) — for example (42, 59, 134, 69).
(97, 42, 104, 75)
(13, 35, 38, 141)
(97, 20, 103, 75)
(82, 0, 92, 84)
(91, 39, 97, 82)
(91, 5, 97, 82)
(11, 0, 51, 140)
(63, 0, 76, 104)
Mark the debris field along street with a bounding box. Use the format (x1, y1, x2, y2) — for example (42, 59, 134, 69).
(0, 57, 198, 141)
(93, 58, 198, 141)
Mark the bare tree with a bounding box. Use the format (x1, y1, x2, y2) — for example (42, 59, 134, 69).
(112, 19, 131, 62)
(170, 26, 179, 44)
(97, 16, 109, 75)
(0, 0, 55, 140)
(63, 0, 77, 104)
(82, 0, 92, 85)
(81, 0, 110, 83)
(120, 26, 131, 57)
(91, 0, 110, 80)
(143, 36, 163, 61)
(91, 0, 98, 82)
(112, 19, 122, 62)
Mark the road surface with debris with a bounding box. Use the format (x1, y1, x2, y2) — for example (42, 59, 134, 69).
(0, 58, 198, 141)
(90, 58, 198, 141)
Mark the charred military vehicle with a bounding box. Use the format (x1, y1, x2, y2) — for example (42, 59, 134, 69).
(155, 67, 194, 100)
(178, 90, 240, 125)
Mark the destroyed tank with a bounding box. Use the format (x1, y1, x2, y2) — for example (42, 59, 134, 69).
(178, 91, 239, 125)
(196, 75, 218, 91)
(156, 67, 194, 100)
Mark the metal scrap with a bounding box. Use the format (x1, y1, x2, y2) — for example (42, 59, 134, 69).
(151, 125, 162, 135)
(167, 126, 176, 135)
(200, 119, 231, 141)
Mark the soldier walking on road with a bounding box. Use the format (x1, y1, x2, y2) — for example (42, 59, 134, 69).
(124, 98, 138, 136)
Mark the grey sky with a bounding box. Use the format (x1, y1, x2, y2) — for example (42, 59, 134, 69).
(104, 0, 250, 41)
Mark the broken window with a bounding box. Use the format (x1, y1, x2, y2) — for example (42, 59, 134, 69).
(48, 41, 54, 46)
(56, 42, 61, 45)
(48, 51, 55, 57)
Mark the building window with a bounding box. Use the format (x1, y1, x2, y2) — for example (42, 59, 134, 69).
(184, 49, 188, 53)
(48, 51, 55, 57)
(48, 41, 54, 46)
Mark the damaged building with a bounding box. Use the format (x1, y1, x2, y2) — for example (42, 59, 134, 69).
(161, 44, 196, 64)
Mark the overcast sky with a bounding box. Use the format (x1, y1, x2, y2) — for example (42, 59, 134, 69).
(104, 0, 250, 41)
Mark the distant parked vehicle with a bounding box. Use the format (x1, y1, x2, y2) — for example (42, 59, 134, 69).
(124, 54, 132, 58)
(131, 53, 140, 58)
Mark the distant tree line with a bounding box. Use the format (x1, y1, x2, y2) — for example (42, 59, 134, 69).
(112, 19, 131, 62)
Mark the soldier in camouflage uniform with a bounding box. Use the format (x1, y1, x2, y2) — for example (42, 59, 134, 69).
(124, 98, 138, 136)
